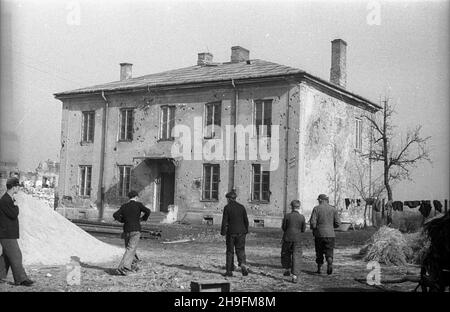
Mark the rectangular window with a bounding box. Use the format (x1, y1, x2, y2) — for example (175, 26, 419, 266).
(118, 165, 132, 197)
(160, 106, 176, 140)
(203, 164, 220, 200)
(355, 118, 362, 151)
(82, 111, 95, 142)
(79, 166, 92, 196)
(254, 99, 272, 137)
(252, 164, 270, 202)
(119, 108, 134, 141)
(205, 102, 221, 138)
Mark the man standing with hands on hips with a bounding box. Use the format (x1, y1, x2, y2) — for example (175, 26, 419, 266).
(221, 190, 249, 277)
(113, 190, 151, 276)
(309, 194, 341, 275)
(0, 177, 34, 286)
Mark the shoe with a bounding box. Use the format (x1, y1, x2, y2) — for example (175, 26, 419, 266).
(116, 269, 128, 276)
(316, 265, 322, 274)
(241, 267, 249, 276)
(283, 270, 291, 277)
(223, 271, 233, 277)
(19, 279, 34, 287)
(291, 275, 298, 283)
(327, 263, 333, 275)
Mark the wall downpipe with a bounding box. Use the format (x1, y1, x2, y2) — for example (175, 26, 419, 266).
(231, 79, 238, 192)
(99, 90, 109, 221)
(283, 84, 291, 216)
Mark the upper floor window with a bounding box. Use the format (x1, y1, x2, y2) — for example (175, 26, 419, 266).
(118, 165, 132, 197)
(254, 99, 272, 137)
(204, 102, 221, 139)
(119, 108, 134, 141)
(252, 164, 270, 202)
(82, 111, 95, 143)
(355, 118, 362, 151)
(203, 164, 219, 201)
(79, 165, 92, 197)
(160, 106, 175, 140)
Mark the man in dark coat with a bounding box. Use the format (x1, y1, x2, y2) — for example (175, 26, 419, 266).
(113, 190, 150, 276)
(309, 194, 340, 275)
(0, 177, 34, 286)
(281, 200, 306, 283)
(220, 190, 249, 277)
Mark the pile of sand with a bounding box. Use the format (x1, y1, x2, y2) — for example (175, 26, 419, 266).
(0, 192, 123, 266)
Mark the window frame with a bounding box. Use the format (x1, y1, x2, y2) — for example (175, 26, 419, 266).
(79, 165, 92, 197)
(119, 108, 134, 142)
(159, 105, 176, 141)
(251, 164, 270, 203)
(253, 99, 273, 138)
(204, 101, 221, 139)
(81, 111, 95, 143)
(118, 165, 132, 197)
(202, 163, 220, 201)
(355, 118, 362, 151)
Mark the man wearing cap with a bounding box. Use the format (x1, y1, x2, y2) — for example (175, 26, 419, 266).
(113, 190, 151, 276)
(0, 177, 34, 286)
(281, 200, 306, 283)
(221, 190, 249, 277)
(309, 194, 341, 275)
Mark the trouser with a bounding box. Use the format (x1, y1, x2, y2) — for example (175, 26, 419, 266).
(314, 237, 335, 265)
(225, 233, 246, 272)
(281, 241, 302, 276)
(118, 231, 141, 271)
(121, 231, 141, 264)
(0, 239, 29, 284)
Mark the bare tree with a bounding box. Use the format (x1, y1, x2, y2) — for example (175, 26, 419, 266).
(346, 156, 385, 227)
(363, 97, 431, 222)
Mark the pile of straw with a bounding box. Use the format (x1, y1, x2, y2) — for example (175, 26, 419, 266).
(359, 226, 414, 265)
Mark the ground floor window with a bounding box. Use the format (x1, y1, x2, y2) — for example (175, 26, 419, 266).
(118, 165, 132, 197)
(79, 165, 92, 196)
(252, 164, 270, 202)
(203, 164, 219, 200)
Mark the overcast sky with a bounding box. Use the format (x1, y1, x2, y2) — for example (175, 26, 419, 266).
(0, 0, 448, 200)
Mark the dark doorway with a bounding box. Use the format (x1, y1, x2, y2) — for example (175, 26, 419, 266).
(160, 171, 175, 213)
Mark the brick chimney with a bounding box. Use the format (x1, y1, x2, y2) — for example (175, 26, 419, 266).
(120, 63, 132, 80)
(231, 46, 249, 63)
(330, 39, 347, 88)
(197, 52, 213, 66)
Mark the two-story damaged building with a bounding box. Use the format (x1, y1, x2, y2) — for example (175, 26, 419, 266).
(54, 39, 380, 227)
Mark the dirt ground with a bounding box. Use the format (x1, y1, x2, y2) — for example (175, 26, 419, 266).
(0, 224, 421, 292)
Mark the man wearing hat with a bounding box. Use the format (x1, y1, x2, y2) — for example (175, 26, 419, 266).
(0, 177, 34, 286)
(281, 200, 306, 283)
(220, 190, 249, 277)
(309, 194, 340, 275)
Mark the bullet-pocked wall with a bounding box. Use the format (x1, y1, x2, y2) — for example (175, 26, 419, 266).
(232, 82, 299, 221)
(57, 79, 374, 226)
(298, 82, 373, 219)
(59, 96, 105, 210)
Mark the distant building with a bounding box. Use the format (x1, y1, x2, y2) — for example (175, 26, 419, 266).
(54, 39, 380, 226)
(0, 161, 19, 180)
(35, 160, 59, 188)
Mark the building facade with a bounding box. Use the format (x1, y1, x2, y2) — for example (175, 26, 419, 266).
(55, 39, 380, 226)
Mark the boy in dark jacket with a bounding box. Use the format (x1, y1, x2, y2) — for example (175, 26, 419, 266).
(113, 190, 150, 276)
(281, 200, 306, 283)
